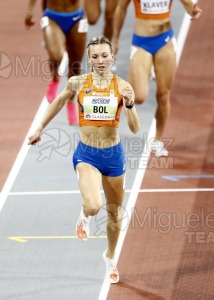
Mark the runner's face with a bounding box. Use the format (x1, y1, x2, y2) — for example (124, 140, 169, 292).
(88, 44, 114, 74)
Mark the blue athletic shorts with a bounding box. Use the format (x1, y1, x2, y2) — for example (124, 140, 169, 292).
(132, 28, 174, 55)
(73, 141, 126, 177)
(43, 8, 85, 34)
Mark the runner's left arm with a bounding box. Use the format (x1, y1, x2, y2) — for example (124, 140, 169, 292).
(119, 80, 140, 134)
(180, 0, 202, 19)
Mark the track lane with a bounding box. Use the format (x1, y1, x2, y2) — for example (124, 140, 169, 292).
(107, 0, 214, 299)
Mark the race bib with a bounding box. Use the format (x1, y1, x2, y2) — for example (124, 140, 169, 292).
(83, 90, 118, 121)
(78, 18, 88, 33)
(140, 0, 170, 14)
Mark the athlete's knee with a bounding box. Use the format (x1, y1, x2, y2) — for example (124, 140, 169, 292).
(49, 54, 63, 66)
(130, 83, 148, 104)
(87, 206, 100, 216)
(134, 90, 147, 104)
(86, 9, 100, 24)
(156, 90, 170, 106)
(134, 96, 146, 105)
(107, 205, 122, 224)
(85, 202, 101, 216)
(109, 211, 121, 224)
(47, 48, 63, 63)
(87, 16, 99, 25)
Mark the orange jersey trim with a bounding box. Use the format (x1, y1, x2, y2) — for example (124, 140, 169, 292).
(133, 0, 173, 20)
(77, 73, 123, 128)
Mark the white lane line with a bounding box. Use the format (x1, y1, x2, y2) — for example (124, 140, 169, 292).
(7, 188, 214, 196)
(0, 98, 49, 212)
(98, 119, 156, 299)
(0, 51, 69, 208)
(129, 188, 214, 192)
(176, 0, 197, 65)
(98, 9, 195, 300)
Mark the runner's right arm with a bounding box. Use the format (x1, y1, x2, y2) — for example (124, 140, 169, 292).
(28, 78, 77, 146)
(25, 0, 37, 29)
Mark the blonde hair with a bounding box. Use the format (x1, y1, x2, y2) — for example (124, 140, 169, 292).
(87, 36, 113, 56)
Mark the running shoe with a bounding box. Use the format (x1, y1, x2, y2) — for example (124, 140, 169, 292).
(66, 102, 79, 125)
(103, 250, 119, 284)
(76, 208, 91, 241)
(151, 140, 168, 157)
(46, 79, 60, 104)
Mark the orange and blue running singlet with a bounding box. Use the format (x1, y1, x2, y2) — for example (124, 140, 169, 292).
(133, 0, 173, 19)
(77, 73, 123, 128)
(73, 73, 126, 176)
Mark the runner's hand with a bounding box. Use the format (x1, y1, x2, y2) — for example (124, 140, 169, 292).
(191, 4, 202, 20)
(28, 130, 42, 146)
(25, 14, 35, 29)
(121, 87, 134, 106)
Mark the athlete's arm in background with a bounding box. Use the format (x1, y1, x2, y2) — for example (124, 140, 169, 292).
(25, 0, 38, 29)
(180, 0, 202, 20)
(42, 0, 48, 11)
(112, 0, 131, 54)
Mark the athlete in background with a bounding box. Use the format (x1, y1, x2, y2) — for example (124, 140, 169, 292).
(113, 0, 202, 156)
(25, 0, 88, 125)
(84, 0, 118, 41)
